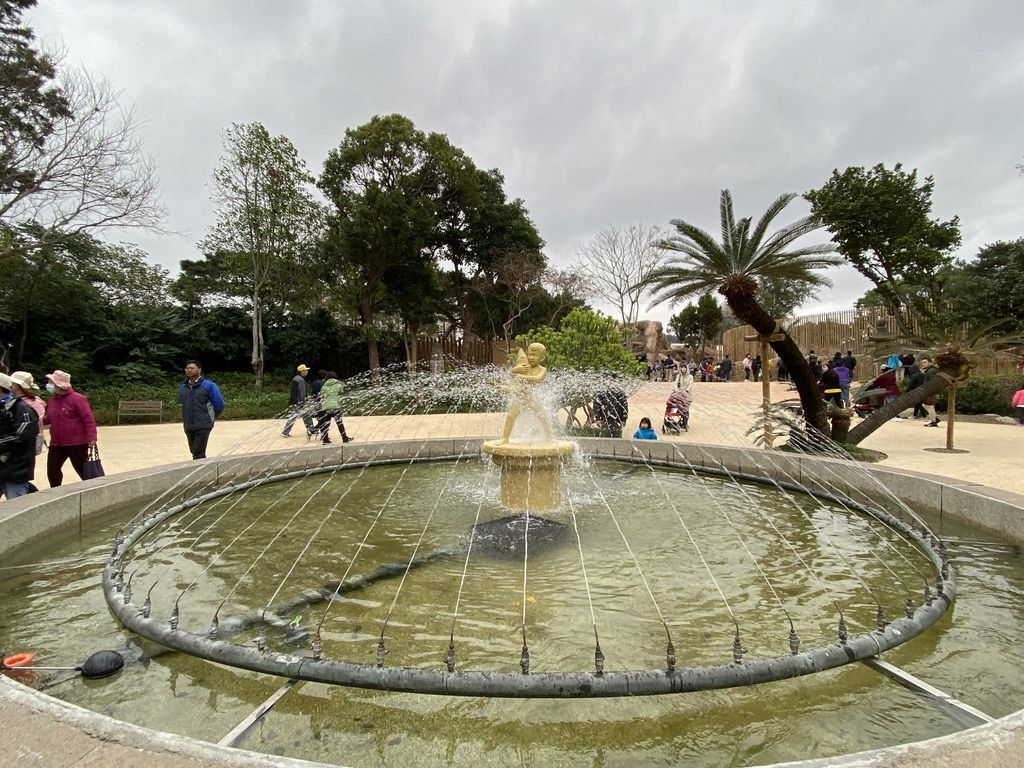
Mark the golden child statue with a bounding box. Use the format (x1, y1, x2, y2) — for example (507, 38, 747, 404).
(497, 342, 554, 445)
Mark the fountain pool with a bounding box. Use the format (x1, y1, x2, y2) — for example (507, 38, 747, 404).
(2, 441, 1023, 767)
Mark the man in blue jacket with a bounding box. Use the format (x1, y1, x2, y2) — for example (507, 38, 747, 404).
(179, 360, 225, 460)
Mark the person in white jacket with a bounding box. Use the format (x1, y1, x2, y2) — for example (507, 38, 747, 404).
(674, 368, 694, 399)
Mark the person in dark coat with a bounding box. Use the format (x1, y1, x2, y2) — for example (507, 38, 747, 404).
(819, 362, 843, 407)
(717, 355, 733, 382)
(178, 360, 225, 460)
(0, 372, 39, 499)
(593, 385, 629, 438)
(282, 364, 314, 438)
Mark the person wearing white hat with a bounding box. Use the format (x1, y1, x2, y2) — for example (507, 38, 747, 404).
(0, 372, 40, 499)
(282, 363, 314, 438)
(9, 372, 46, 456)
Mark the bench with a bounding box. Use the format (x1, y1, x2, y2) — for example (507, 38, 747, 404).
(117, 400, 163, 424)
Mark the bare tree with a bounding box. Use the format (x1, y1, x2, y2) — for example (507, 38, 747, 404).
(542, 266, 589, 325)
(0, 67, 164, 260)
(574, 223, 663, 325)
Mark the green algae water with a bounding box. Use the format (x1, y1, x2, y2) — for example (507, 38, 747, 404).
(1, 459, 1022, 767)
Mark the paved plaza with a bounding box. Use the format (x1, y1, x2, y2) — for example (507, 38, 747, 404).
(52, 379, 1024, 497)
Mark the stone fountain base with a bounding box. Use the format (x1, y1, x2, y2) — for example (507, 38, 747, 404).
(481, 439, 576, 512)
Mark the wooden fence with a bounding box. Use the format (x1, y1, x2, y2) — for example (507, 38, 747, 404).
(415, 336, 508, 367)
(722, 308, 1022, 377)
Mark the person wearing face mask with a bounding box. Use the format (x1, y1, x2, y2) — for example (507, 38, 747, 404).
(42, 369, 97, 487)
(0, 372, 40, 499)
(9, 371, 46, 455)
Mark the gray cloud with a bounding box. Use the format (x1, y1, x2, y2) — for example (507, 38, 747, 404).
(30, 0, 1024, 325)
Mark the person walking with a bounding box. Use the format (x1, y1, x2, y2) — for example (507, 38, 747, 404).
(42, 370, 96, 486)
(282, 364, 315, 439)
(905, 361, 927, 418)
(742, 354, 752, 381)
(718, 355, 733, 382)
(751, 355, 762, 382)
(675, 366, 694, 399)
(179, 360, 225, 459)
(314, 371, 352, 445)
(875, 365, 901, 411)
(833, 358, 852, 407)
(819, 362, 843, 407)
(1012, 385, 1024, 425)
(0, 372, 39, 499)
(919, 357, 941, 427)
(311, 369, 327, 397)
(9, 371, 45, 454)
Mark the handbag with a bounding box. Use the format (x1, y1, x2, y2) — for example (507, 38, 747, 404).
(84, 443, 105, 480)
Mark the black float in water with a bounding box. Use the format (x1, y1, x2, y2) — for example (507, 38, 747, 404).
(78, 650, 125, 679)
(4, 650, 125, 679)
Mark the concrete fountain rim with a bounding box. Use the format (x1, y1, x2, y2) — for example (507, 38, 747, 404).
(2, 436, 1023, 768)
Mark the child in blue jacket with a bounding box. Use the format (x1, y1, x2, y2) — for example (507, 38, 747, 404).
(633, 417, 657, 440)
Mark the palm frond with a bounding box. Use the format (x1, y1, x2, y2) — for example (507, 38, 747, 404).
(748, 192, 799, 248)
(720, 190, 736, 257)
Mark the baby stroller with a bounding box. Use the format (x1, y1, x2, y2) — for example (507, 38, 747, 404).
(662, 391, 690, 434)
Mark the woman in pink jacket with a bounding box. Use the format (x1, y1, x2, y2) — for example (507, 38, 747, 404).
(42, 369, 97, 487)
(1013, 386, 1024, 425)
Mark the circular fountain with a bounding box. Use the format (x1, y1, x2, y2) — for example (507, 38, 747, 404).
(2, 360, 1024, 766)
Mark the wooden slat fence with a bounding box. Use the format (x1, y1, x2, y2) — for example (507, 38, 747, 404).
(415, 336, 508, 366)
(722, 308, 1022, 378)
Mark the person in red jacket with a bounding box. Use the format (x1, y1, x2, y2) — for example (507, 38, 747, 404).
(42, 369, 97, 487)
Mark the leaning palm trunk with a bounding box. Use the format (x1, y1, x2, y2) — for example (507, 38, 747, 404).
(845, 370, 954, 445)
(723, 288, 829, 436)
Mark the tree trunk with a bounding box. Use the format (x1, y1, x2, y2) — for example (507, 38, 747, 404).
(845, 371, 952, 445)
(722, 287, 829, 435)
(405, 323, 419, 376)
(251, 289, 264, 392)
(359, 295, 380, 381)
(829, 408, 852, 443)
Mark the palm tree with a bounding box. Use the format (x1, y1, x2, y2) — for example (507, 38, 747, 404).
(642, 190, 842, 436)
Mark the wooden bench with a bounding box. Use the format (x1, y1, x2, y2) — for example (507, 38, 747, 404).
(117, 400, 163, 424)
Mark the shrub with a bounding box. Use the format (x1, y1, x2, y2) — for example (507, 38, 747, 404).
(938, 374, 1024, 415)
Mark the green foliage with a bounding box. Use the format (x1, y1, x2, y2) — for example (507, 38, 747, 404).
(517, 308, 642, 374)
(805, 163, 961, 336)
(944, 239, 1024, 333)
(80, 371, 291, 426)
(937, 374, 1024, 416)
(755, 275, 819, 319)
(669, 294, 723, 349)
(0, 0, 71, 199)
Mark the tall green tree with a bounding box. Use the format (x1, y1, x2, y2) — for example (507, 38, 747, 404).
(318, 114, 441, 373)
(434, 165, 545, 357)
(0, 0, 71, 200)
(669, 294, 723, 352)
(944, 239, 1024, 332)
(642, 190, 841, 436)
(804, 163, 961, 337)
(200, 122, 323, 389)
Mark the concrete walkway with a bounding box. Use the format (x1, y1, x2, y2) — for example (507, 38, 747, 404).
(46, 380, 1023, 497)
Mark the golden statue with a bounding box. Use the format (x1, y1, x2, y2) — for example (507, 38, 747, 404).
(497, 343, 554, 445)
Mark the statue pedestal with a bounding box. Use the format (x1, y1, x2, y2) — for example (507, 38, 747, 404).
(481, 440, 576, 512)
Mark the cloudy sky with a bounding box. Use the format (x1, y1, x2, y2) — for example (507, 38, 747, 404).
(29, 0, 1024, 325)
